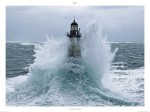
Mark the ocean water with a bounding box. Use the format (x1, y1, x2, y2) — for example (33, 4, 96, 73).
(6, 22, 144, 106)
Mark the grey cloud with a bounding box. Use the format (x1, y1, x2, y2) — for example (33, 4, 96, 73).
(6, 6, 144, 42)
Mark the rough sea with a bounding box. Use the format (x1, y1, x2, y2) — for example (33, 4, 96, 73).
(6, 22, 144, 106)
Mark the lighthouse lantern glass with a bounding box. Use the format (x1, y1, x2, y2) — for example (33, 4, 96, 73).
(71, 25, 78, 31)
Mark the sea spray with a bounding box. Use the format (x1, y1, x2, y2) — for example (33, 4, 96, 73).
(7, 36, 69, 105)
(6, 20, 139, 106)
(25, 36, 68, 87)
(81, 20, 115, 88)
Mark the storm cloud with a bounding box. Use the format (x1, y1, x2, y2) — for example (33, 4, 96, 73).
(6, 6, 144, 42)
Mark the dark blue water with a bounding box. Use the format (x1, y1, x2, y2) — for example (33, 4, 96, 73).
(6, 42, 144, 106)
(6, 42, 144, 78)
(111, 43, 144, 70)
(6, 43, 35, 78)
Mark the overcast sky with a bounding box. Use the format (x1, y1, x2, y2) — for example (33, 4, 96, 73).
(6, 6, 144, 42)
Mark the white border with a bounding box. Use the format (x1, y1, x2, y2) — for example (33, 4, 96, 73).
(0, 0, 150, 112)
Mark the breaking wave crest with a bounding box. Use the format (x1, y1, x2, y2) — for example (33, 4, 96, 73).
(6, 20, 140, 106)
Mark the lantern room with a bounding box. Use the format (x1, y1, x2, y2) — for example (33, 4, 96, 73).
(67, 19, 81, 38)
(71, 20, 78, 31)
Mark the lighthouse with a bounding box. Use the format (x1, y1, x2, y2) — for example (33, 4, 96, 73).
(67, 19, 81, 57)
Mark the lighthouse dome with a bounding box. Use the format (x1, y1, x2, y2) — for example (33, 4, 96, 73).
(71, 20, 78, 25)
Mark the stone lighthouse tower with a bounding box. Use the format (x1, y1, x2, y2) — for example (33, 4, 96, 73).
(67, 19, 81, 57)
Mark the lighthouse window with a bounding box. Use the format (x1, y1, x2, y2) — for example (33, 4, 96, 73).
(71, 25, 78, 30)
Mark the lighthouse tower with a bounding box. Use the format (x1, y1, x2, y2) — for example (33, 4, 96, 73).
(67, 19, 81, 57)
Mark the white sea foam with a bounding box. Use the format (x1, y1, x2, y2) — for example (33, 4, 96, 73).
(104, 67, 144, 104)
(21, 42, 42, 46)
(6, 20, 143, 106)
(6, 75, 28, 92)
